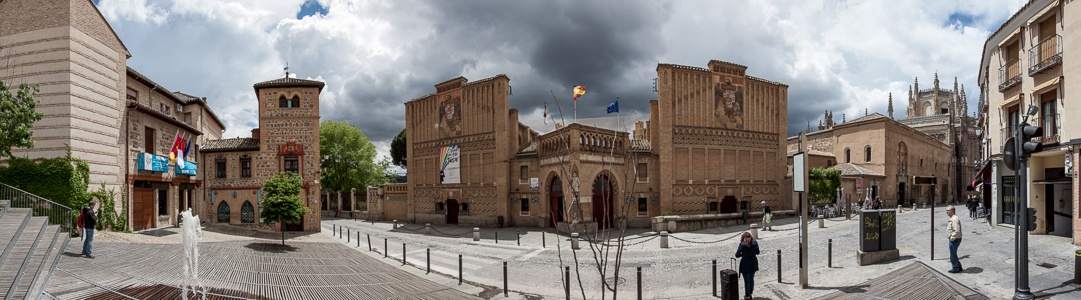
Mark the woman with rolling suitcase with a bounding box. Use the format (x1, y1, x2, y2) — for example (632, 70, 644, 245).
(735, 232, 759, 300)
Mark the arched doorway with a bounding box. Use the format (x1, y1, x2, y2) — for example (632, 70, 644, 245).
(446, 199, 460, 225)
(721, 196, 738, 213)
(549, 177, 564, 227)
(592, 174, 614, 229)
(897, 183, 906, 206)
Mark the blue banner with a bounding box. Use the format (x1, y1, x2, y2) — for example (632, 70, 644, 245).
(175, 160, 197, 176)
(136, 152, 169, 173)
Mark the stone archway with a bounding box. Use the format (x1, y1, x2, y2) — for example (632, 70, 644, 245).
(549, 176, 564, 227)
(592, 173, 615, 230)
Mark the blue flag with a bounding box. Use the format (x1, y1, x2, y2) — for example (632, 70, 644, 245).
(606, 100, 619, 114)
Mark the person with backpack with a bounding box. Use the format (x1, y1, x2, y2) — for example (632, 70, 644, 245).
(81, 200, 98, 259)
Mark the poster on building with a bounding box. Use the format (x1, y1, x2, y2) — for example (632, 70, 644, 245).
(440, 145, 461, 184)
(530, 178, 539, 191)
(137, 152, 169, 173)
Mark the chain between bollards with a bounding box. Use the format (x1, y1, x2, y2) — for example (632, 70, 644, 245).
(503, 261, 508, 297)
(712, 259, 717, 297)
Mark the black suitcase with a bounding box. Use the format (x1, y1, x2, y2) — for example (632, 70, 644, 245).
(720, 258, 739, 300)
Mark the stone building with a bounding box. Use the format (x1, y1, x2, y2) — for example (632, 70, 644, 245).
(791, 112, 952, 208)
(200, 76, 323, 232)
(375, 60, 790, 230)
(898, 74, 981, 204)
(125, 68, 224, 230)
(978, 0, 1078, 242)
(2, 0, 225, 231)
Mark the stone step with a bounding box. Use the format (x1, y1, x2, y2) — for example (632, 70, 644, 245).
(0, 216, 47, 298)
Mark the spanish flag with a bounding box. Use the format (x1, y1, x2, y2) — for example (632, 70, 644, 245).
(573, 85, 586, 101)
(543, 102, 548, 125)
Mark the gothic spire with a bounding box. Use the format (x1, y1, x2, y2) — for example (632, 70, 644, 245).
(888, 93, 894, 119)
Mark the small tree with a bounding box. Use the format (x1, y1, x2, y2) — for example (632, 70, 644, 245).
(390, 128, 407, 168)
(261, 172, 310, 245)
(808, 167, 842, 206)
(320, 120, 390, 195)
(0, 45, 45, 159)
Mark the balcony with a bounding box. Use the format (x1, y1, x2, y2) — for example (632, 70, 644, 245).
(998, 59, 1021, 92)
(1032, 112, 1061, 144)
(1028, 35, 1062, 75)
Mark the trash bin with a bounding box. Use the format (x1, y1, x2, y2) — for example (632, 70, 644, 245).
(497, 216, 505, 228)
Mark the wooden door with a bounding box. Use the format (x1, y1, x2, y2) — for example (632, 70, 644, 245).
(133, 189, 154, 231)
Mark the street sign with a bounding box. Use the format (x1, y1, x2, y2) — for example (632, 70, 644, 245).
(856, 178, 863, 189)
(794, 152, 805, 192)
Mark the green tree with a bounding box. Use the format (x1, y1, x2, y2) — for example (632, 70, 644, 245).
(808, 167, 842, 206)
(0, 45, 45, 159)
(261, 172, 310, 245)
(319, 120, 390, 194)
(390, 128, 407, 168)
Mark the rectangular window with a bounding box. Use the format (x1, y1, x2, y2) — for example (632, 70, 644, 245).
(184, 112, 192, 125)
(520, 166, 528, 181)
(436, 202, 445, 211)
(1041, 93, 1057, 138)
(284, 156, 299, 173)
(126, 88, 138, 101)
(144, 127, 155, 153)
(241, 157, 251, 178)
(637, 163, 648, 182)
(216, 158, 226, 178)
(461, 203, 470, 212)
(520, 197, 530, 216)
(708, 198, 718, 213)
(637, 197, 647, 214)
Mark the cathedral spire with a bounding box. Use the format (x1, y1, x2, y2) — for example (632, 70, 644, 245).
(842, 113, 846, 123)
(888, 93, 894, 119)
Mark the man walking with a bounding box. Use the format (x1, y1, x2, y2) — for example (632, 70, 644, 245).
(761, 201, 772, 231)
(81, 200, 98, 259)
(946, 205, 963, 273)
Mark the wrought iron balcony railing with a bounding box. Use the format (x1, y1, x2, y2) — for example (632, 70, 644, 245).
(1032, 112, 1061, 144)
(999, 58, 1021, 92)
(1028, 35, 1062, 75)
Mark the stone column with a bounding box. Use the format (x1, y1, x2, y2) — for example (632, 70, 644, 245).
(337, 190, 343, 214)
(351, 188, 357, 211)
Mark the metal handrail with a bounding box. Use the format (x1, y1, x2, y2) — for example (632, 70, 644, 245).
(1032, 112, 1061, 144)
(1028, 34, 1062, 75)
(0, 182, 76, 236)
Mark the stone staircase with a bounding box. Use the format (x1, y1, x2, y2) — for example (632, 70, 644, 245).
(0, 199, 70, 300)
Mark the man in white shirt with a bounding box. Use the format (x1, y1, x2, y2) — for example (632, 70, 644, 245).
(946, 205, 963, 273)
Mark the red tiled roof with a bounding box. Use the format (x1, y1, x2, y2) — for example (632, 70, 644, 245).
(202, 138, 260, 152)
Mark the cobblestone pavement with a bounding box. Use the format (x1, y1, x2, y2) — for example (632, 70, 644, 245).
(325, 204, 1081, 299)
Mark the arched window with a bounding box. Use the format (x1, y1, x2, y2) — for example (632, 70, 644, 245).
(217, 201, 230, 223)
(865, 146, 872, 162)
(292, 95, 300, 108)
(278, 95, 287, 108)
(844, 148, 851, 163)
(241, 201, 255, 223)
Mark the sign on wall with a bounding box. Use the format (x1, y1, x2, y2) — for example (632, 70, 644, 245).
(530, 178, 539, 191)
(175, 160, 197, 176)
(137, 152, 169, 173)
(440, 145, 461, 184)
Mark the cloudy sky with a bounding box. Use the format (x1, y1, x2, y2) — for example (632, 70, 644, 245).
(93, 0, 1026, 161)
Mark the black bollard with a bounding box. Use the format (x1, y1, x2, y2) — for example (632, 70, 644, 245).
(503, 261, 508, 297)
(777, 249, 782, 283)
(828, 239, 833, 268)
(712, 259, 717, 297)
(348, 229, 351, 243)
(339, 226, 342, 238)
(517, 230, 520, 246)
(403, 243, 407, 266)
(427, 248, 431, 274)
(459, 254, 464, 285)
(637, 266, 642, 300)
(496, 230, 499, 244)
(333, 224, 336, 236)
(565, 266, 571, 300)
(356, 232, 360, 247)
(1076, 250, 1081, 284)
(543, 232, 546, 248)
(367, 234, 371, 251)
(384, 238, 388, 258)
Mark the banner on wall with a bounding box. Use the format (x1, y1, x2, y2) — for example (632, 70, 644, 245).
(440, 145, 461, 184)
(137, 152, 169, 173)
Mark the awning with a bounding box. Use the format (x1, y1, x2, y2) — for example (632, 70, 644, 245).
(970, 161, 993, 188)
(998, 94, 1021, 107)
(1027, 0, 1059, 26)
(1031, 76, 1061, 95)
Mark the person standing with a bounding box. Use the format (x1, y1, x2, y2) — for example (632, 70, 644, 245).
(967, 197, 977, 219)
(81, 200, 98, 259)
(761, 201, 772, 231)
(734, 232, 759, 300)
(946, 205, 963, 273)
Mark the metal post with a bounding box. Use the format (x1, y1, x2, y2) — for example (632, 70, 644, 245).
(339, 226, 342, 238)
(347, 229, 350, 243)
(384, 238, 388, 258)
(712, 259, 717, 297)
(637, 266, 642, 300)
(333, 224, 336, 236)
(402, 243, 406, 266)
(777, 249, 782, 283)
(565, 266, 571, 300)
(931, 185, 935, 261)
(517, 230, 520, 246)
(356, 232, 360, 247)
(542, 231, 546, 248)
(503, 261, 508, 297)
(426, 248, 431, 274)
(459, 254, 463, 285)
(828, 239, 832, 268)
(367, 234, 371, 251)
(799, 191, 808, 288)
(496, 230, 499, 244)
(1015, 127, 1034, 300)
(1075, 250, 1080, 285)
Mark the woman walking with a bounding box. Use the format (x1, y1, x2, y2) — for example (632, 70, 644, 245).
(735, 232, 759, 300)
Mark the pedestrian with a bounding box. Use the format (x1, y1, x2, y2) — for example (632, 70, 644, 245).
(335, 208, 340, 218)
(734, 232, 759, 300)
(946, 205, 963, 273)
(761, 201, 772, 231)
(967, 197, 977, 219)
(81, 200, 98, 259)
(872, 197, 881, 210)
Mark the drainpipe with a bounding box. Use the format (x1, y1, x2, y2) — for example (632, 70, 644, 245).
(124, 103, 132, 232)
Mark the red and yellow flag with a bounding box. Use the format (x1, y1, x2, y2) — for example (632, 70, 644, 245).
(573, 85, 586, 101)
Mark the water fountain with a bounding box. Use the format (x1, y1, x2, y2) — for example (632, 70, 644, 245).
(180, 208, 206, 300)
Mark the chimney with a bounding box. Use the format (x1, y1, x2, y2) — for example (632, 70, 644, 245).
(251, 128, 260, 139)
